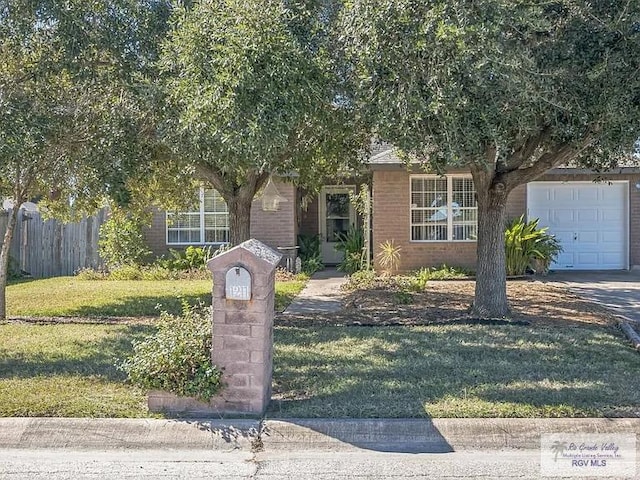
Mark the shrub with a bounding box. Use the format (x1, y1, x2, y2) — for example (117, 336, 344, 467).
(335, 226, 365, 274)
(119, 302, 222, 402)
(157, 245, 213, 271)
(297, 234, 323, 274)
(98, 210, 151, 269)
(428, 264, 473, 280)
(343, 268, 378, 291)
(109, 264, 144, 280)
(376, 240, 401, 276)
(505, 215, 562, 276)
(406, 267, 430, 292)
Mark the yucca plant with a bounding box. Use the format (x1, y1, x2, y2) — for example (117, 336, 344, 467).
(505, 215, 562, 276)
(376, 239, 402, 276)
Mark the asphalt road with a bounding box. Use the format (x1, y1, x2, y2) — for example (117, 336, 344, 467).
(0, 448, 547, 479)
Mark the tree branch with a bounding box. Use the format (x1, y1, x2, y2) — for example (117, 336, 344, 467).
(502, 133, 596, 187)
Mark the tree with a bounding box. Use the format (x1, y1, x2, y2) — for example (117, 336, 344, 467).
(340, 0, 640, 317)
(158, 0, 366, 245)
(0, 0, 170, 319)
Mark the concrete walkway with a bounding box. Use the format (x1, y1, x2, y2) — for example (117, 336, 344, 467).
(283, 268, 348, 315)
(545, 270, 640, 325)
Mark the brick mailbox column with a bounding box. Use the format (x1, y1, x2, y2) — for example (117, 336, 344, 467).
(206, 239, 282, 415)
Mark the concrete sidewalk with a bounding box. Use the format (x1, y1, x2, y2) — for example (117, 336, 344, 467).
(283, 268, 348, 315)
(1, 417, 639, 453)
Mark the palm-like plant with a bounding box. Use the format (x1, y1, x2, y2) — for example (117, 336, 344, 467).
(505, 215, 562, 276)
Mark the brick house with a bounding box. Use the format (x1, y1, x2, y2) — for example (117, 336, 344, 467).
(144, 145, 640, 272)
(371, 146, 640, 272)
(144, 178, 365, 266)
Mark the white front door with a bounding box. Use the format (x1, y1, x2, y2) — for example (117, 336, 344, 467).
(319, 186, 356, 265)
(527, 181, 628, 270)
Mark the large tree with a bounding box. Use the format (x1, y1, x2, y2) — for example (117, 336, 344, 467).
(0, 0, 170, 319)
(158, 0, 367, 245)
(340, 0, 640, 317)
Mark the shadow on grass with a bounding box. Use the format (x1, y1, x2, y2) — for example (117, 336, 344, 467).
(0, 324, 155, 382)
(269, 324, 640, 422)
(35, 292, 292, 318)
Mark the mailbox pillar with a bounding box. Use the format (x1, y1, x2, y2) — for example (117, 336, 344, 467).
(206, 239, 282, 415)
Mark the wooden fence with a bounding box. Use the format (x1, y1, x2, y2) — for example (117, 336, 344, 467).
(0, 208, 106, 278)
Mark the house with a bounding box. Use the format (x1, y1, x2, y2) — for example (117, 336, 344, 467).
(370, 147, 640, 272)
(144, 145, 640, 272)
(144, 177, 366, 266)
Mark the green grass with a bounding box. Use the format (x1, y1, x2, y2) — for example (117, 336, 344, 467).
(0, 322, 153, 417)
(270, 323, 640, 418)
(6, 277, 306, 317)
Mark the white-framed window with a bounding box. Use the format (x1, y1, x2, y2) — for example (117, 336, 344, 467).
(410, 175, 477, 242)
(166, 188, 229, 245)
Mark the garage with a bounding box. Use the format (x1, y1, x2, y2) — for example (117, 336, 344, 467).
(527, 181, 628, 270)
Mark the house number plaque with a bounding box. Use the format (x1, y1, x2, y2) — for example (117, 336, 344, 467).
(226, 266, 251, 301)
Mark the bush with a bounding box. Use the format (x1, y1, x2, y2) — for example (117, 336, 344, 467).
(343, 268, 378, 291)
(157, 246, 214, 271)
(297, 234, 323, 274)
(428, 264, 473, 280)
(405, 267, 430, 292)
(99, 210, 151, 269)
(505, 215, 562, 276)
(119, 302, 222, 402)
(75, 268, 108, 280)
(335, 226, 365, 274)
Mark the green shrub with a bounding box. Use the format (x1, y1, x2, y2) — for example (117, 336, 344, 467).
(119, 302, 222, 402)
(297, 234, 323, 274)
(428, 264, 473, 280)
(335, 226, 365, 274)
(505, 215, 563, 276)
(109, 264, 144, 280)
(157, 246, 213, 271)
(99, 210, 151, 269)
(343, 268, 378, 291)
(405, 267, 430, 292)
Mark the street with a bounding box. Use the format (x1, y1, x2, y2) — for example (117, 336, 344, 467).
(0, 448, 551, 479)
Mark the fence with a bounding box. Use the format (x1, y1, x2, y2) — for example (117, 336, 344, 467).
(0, 208, 106, 278)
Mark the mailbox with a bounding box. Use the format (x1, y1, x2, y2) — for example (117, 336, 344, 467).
(225, 266, 251, 300)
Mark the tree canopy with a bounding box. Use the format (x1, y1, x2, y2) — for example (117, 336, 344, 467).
(340, 0, 640, 316)
(158, 0, 367, 244)
(0, 0, 170, 318)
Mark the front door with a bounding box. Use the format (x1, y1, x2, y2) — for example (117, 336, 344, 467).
(319, 186, 356, 265)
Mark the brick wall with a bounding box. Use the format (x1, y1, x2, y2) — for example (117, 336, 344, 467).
(372, 170, 477, 272)
(372, 169, 640, 271)
(144, 180, 297, 258)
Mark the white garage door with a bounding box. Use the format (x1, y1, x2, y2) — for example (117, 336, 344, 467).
(527, 181, 628, 270)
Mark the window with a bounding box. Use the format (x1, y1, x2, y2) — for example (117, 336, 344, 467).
(410, 175, 477, 241)
(167, 188, 229, 245)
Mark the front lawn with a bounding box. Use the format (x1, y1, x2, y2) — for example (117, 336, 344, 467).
(271, 323, 640, 418)
(0, 321, 152, 417)
(6, 276, 306, 317)
(2, 276, 638, 418)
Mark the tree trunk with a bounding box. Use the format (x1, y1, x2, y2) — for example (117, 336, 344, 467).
(0, 205, 20, 321)
(227, 194, 253, 245)
(471, 172, 511, 318)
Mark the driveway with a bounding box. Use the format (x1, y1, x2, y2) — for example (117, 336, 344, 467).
(544, 270, 640, 325)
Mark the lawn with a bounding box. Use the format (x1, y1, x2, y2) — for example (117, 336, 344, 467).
(270, 323, 640, 418)
(1, 276, 638, 418)
(6, 276, 306, 317)
(0, 321, 152, 417)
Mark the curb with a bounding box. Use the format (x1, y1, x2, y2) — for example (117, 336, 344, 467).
(1, 418, 639, 453)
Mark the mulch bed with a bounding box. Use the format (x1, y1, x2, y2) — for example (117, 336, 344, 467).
(276, 278, 619, 328)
